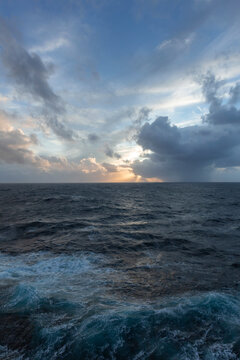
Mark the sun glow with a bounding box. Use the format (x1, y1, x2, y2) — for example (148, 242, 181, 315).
(119, 145, 143, 162)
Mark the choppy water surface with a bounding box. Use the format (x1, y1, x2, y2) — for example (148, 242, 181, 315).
(0, 183, 240, 359)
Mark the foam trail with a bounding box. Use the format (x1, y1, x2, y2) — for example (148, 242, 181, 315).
(0, 252, 240, 359)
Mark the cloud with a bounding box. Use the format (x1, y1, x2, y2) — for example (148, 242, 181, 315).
(0, 20, 74, 140)
(0, 108, 132, 182)
(133, 107, 151, 126)
(0, 109, 16, 131)
(30, 37, 70, 54)
(102, 162, 118, 172)
(0, 115, 107, 179)
(132, 73, 240, 181)
(156, 34, 194, 53)
(104, 145, 121, 159)
(88, 133, 99, 142)
(201, 73, 240, 126)
(0, 130, 35, 164)
(0, 124, 48, 168)
(131, 0, 224, 81)
(137, 33, 195, 79)
(78, 157, 106, 174)
(0, 110, 71, 171)
(229, 82, 240, 105)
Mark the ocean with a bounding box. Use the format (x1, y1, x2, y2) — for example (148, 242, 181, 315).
(0, 183, 240, 359)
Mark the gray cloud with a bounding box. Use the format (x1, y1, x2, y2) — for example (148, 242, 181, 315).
(101, 162, 118, 172)
(132, 73, 240, 181)
(133, 107, 151, 126)
(0, 127, 42, 166)
(229, 83, 240, 105)
(0, 20, 74, 140)
(88, 133, 99, 142)
(201, 73, 240, 126)
(104, 145, 121, 159)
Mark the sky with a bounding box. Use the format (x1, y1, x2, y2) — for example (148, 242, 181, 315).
(0, 0, 240, 182)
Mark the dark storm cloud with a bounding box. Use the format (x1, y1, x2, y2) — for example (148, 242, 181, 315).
(0, 20, 74, 140)
(132, 73, 240, 181)
(104, 145, 121, 159)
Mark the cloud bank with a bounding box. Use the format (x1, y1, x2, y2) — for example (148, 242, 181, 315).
(0, 20, 74, 140)
(133, 73, 240, 181)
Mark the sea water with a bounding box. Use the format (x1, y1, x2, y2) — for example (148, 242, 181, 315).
(0, 183, 240, 359)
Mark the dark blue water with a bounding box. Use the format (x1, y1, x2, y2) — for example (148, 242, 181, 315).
(0, 183, 240, 359)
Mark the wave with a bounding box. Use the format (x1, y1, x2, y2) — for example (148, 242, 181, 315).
(0, 252, 240, 359)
